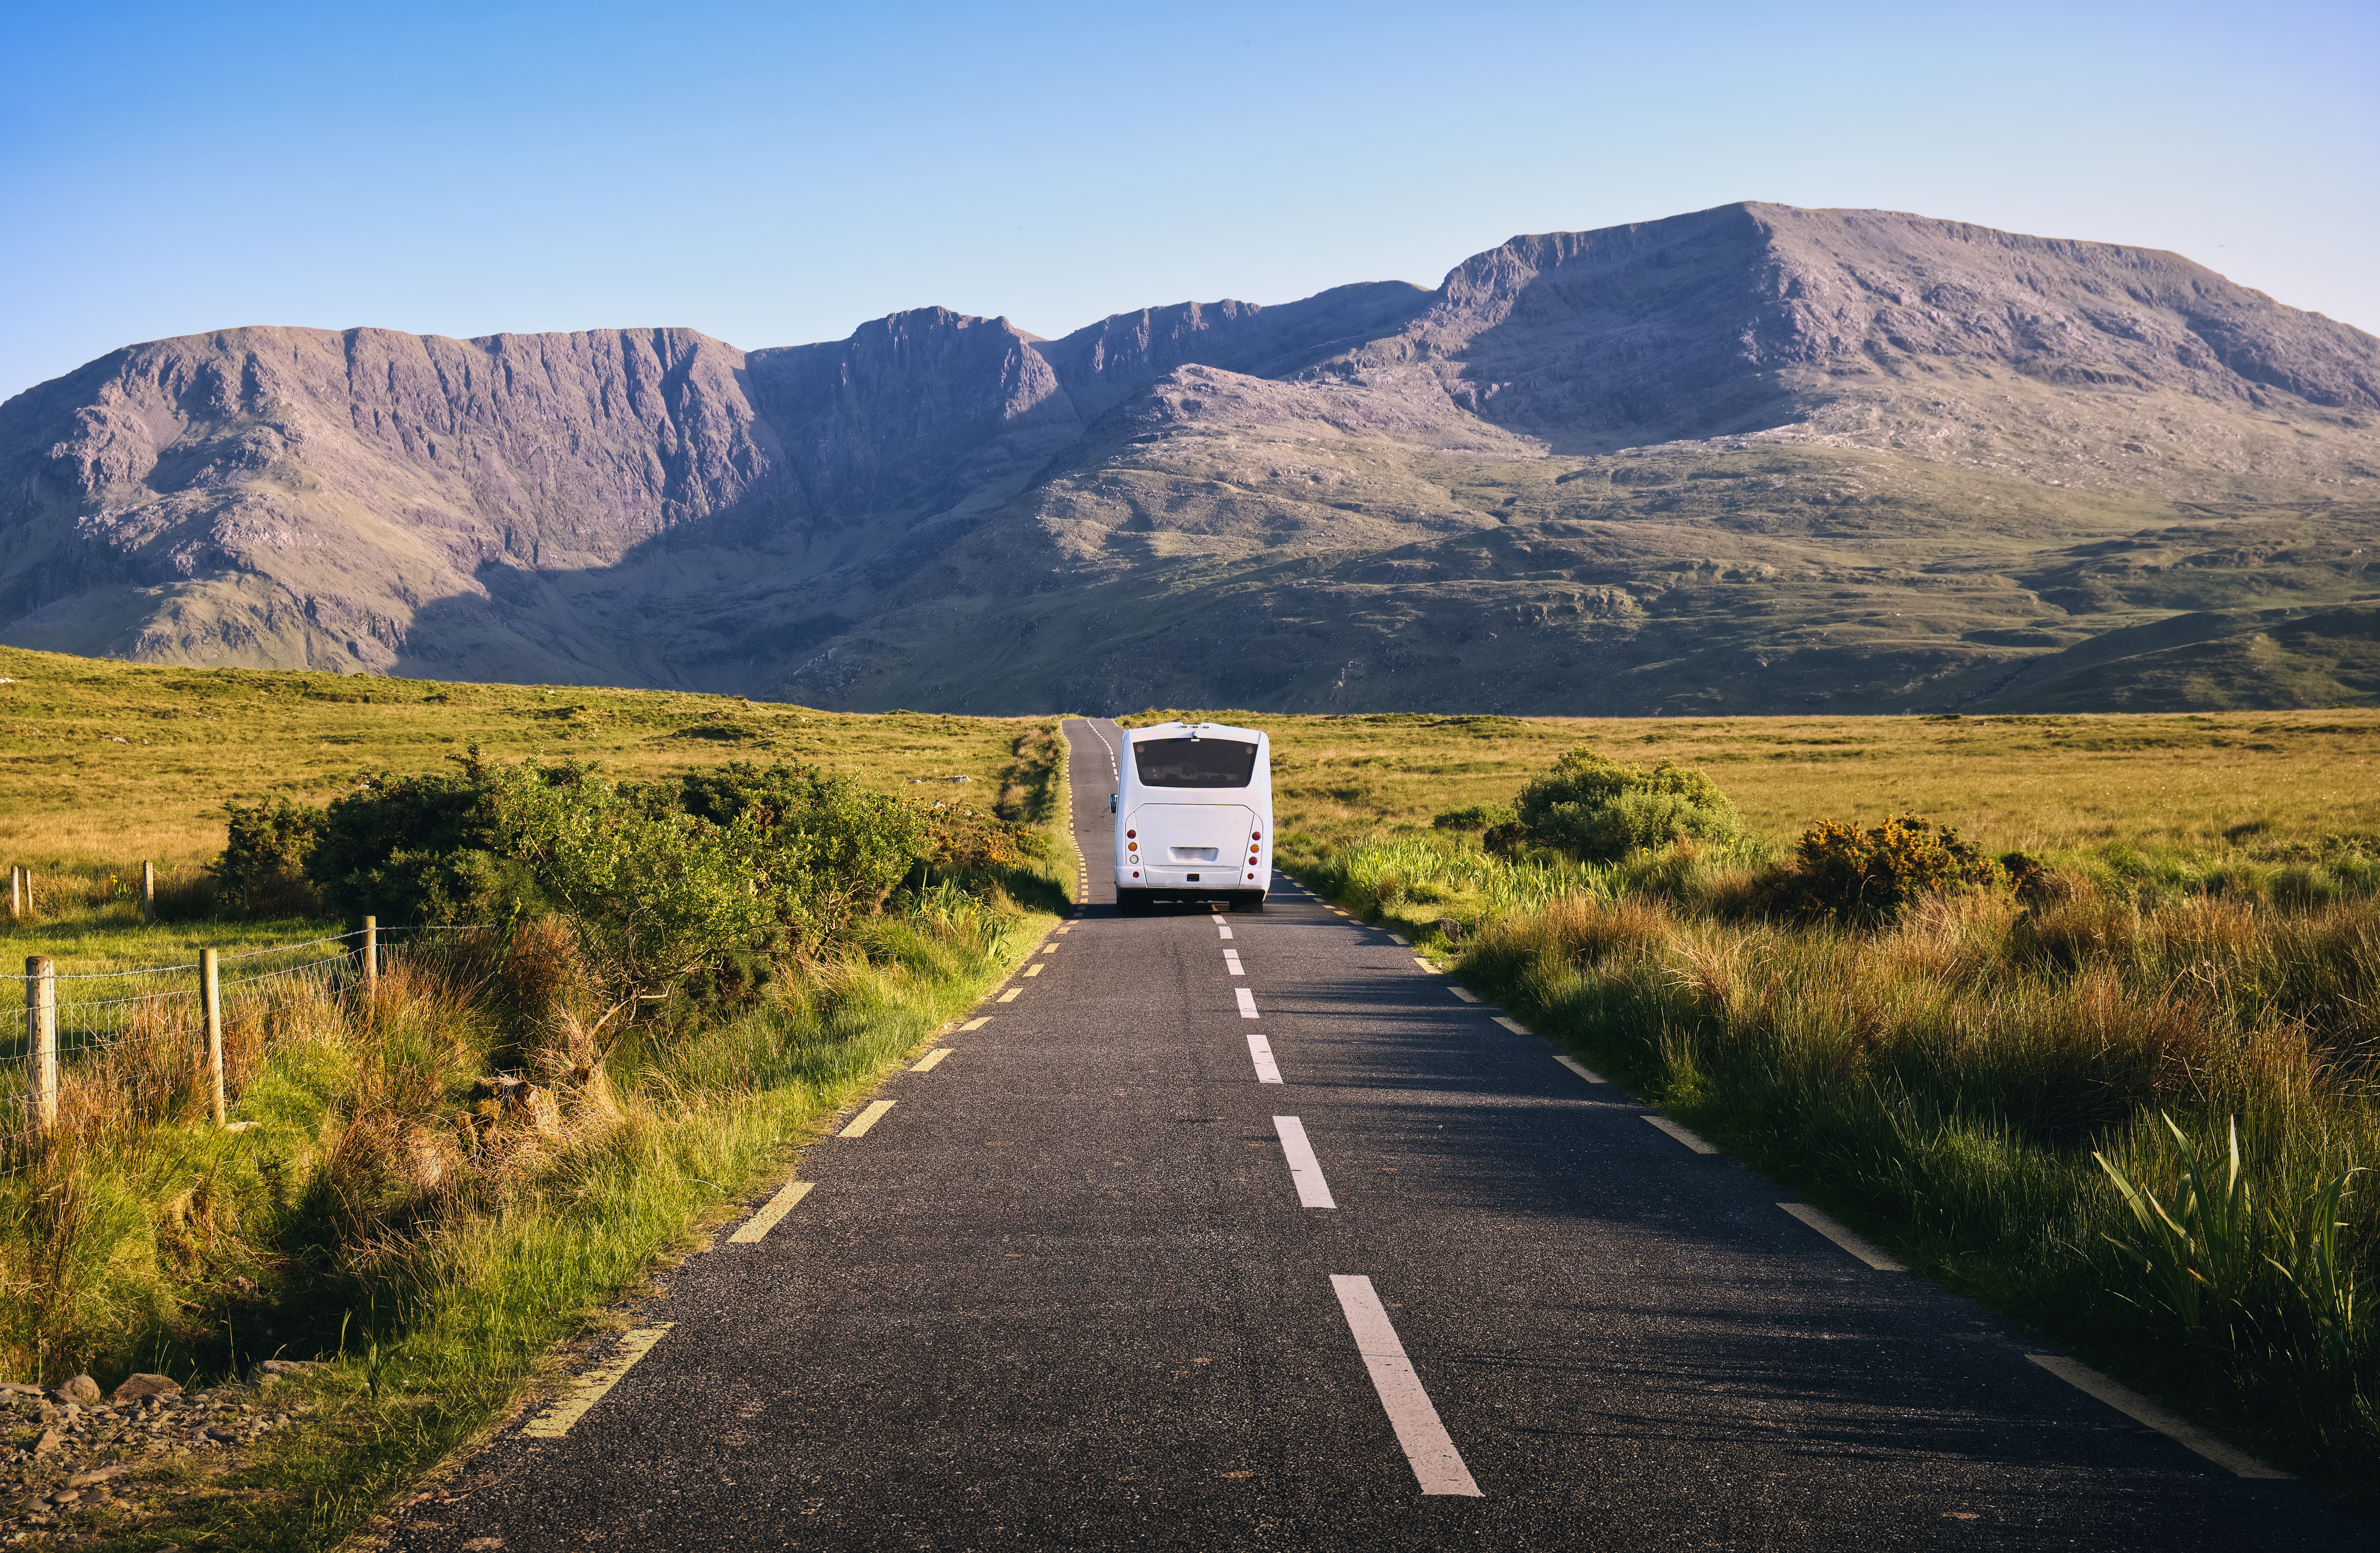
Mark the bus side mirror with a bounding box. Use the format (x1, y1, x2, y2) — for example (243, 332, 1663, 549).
(1109, 793, 1119, 814)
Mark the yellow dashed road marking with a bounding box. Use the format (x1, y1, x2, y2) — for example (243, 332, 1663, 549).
(730, 1180, 814, 1243)
(840, 1100, 896, 1138)
(522, 1326, 672, 1438)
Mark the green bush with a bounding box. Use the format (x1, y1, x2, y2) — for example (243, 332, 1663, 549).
(213, 798, 324, 916)
(1762, 814, 2008, 925)
(1505, 747, 1740, 862)
(1432, 803, 1516, 833)
(264, 752, 938, 1006)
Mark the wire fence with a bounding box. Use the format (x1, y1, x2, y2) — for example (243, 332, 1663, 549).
(1, 925, 484, 1168)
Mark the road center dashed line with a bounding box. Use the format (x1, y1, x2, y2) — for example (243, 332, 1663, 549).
(839, 1100, 896, 1138)
(1246, 1033, 1283, 1085)
(1236, 987, 1260, 1019)
(522, 1326, 672, 1438)
(1217, 923, 1234, 939)
(1223, 949, 1245, 976)
(1329, 1277, 1482, 1496)
(729, 1179, 813, 1243)
(1272, 1116, 1336, 1208)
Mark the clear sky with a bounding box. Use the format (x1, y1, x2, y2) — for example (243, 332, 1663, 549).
(4, 0, 2375, 402)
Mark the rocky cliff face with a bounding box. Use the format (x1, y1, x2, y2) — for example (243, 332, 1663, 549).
(5, 203, 2376, 712)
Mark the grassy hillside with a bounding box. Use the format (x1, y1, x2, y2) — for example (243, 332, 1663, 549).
(0, 645, 1039, 872)
(1121, 704, 2380, 860)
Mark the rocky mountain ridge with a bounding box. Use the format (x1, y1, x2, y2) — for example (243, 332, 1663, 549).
(4, 201, 2375, 713)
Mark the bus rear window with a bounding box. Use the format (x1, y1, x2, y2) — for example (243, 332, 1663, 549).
(1133, 738, 1259, 789)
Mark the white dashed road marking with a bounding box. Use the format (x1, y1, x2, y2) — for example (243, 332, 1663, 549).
(1491, 1016, 1532, 1036)
(1272, 1116, 1336, 1208)
(1449, 987, 1479, 1003)
(1217, 923, 1234, 939)
(1778, 1203, 1905, 1271)
(729, 1180, 813, 1243)
(1329, 1276, 1482, 1496)
(1642, 1114, 1718, 1154)
(1224, 949, 1245, 976)
(1236, 987, 1259, 1019)
(960, 1017, 990, 1030)
(839, 1100, 896, 1138)
(1553, 1055, 1606, 1085)
(2027, 1355, 2292, 1478)
(912, 1048, 954, 1072)
(1246, 1033, 1283, 1084)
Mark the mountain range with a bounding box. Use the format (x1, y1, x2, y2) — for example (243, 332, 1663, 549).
(4, 201, 2376, 714)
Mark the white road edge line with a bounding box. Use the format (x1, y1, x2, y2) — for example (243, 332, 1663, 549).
(1449, 987, 1480, 1004)
(1329, 1276, 1482, 1497)
(1246, 1033, 1283, 1085)
(1491, 1015, 1532, 1036)
(522, 1325, 673, 1438)
(997, 988, 1021, 1002)
(912, 1047, 953, 1072)
(839, 1100, 896, 1138)
(1272, 1116, 1337, 1208)
(1554, 1054, 1606, 1085)
(1412, 957, 1438, 973)
(1642, 1114, 1718, 1155)
(1777, 1203, 1905, 1271)
(959, 1017, 989, 1030)
(2026, 1354, 2293, 1478)
(1387, 932, 1410, 946)
(1236, 987, 1260, 1019)
(729, 1179, 814, 1243)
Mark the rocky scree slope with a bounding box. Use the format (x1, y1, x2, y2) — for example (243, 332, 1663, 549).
(3, 201, 2376, 714)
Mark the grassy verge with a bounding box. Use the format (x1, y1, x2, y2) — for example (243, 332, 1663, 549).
(3, 742, 1070, 1551)
(1285, 831, 2379, 1503)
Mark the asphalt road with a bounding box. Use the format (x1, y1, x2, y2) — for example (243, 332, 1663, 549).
(387, 718, 2367, 1551)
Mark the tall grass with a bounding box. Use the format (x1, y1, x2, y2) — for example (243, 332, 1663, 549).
(1296, 830, 2380, 1492)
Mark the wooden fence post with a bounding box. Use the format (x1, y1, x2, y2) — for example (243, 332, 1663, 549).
(363, 915, 378, 995)
(10, 866, 21, 921)
(202, 948, 224, 1128)
(142, 861, 156, 925)
(27, 956, 56, 1137)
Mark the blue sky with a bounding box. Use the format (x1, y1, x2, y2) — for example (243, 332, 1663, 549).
(4, 0, 2374, 400)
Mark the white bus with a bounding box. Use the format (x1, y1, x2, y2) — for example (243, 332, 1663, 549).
(1112, 720, 1272, 912)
